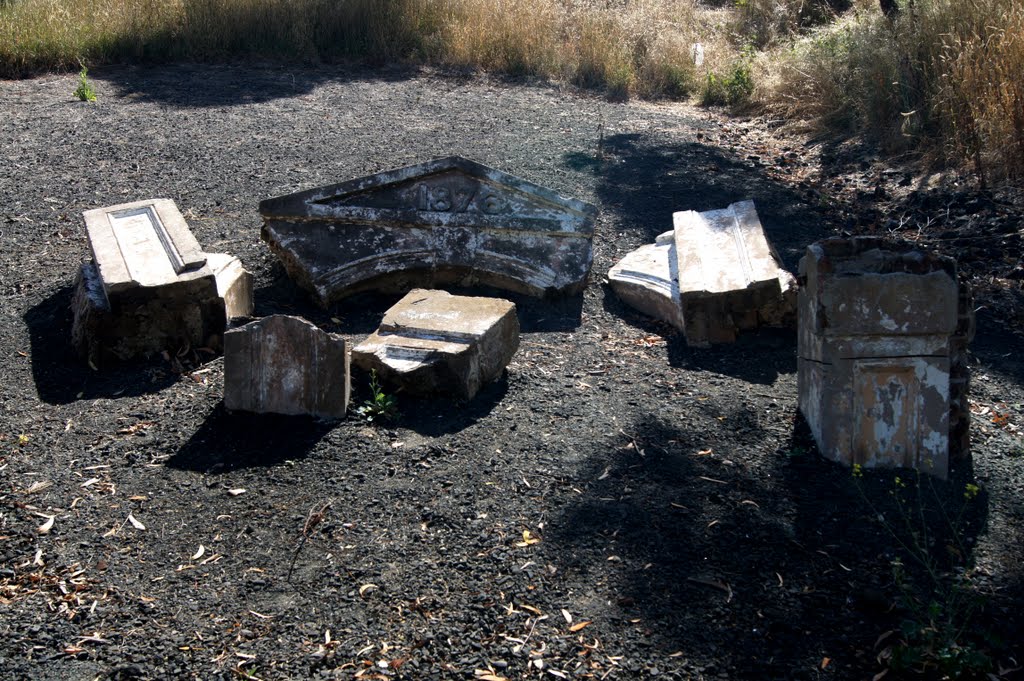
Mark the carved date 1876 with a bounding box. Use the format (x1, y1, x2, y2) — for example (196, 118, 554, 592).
(415, 182, 505, 215)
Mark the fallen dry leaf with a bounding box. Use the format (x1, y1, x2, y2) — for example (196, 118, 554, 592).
(23, 480, 52, 495)
(37, 515, 55, 534)
(358, 584, 378, 598)
(228, 488, 246, 497)
(561, 609, 572, 624)
(191, 545, 205, 561)
(127, 513, 145, 531)
(569, 621, 591, 632)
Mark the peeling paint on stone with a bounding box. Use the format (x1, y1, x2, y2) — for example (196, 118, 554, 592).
(797, 237, 974, 479)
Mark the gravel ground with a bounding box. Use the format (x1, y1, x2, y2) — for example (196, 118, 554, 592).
(1, 63, 1023, 681)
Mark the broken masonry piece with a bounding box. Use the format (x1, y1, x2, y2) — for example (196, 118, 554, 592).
(797, 237, 974, 479)
(223, 315, 350, 419)
(259, 156, 598, 306)
(72, 198, 253, 365)
(608, 200, 796, 345)
(352, 289, 519, 400)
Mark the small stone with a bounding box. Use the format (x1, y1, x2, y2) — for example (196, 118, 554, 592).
(352, 289, 519, 400)
(223, 315, 350, 419)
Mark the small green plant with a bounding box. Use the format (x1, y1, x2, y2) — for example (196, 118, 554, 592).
(701, 59, 754, 106)
(355, 370, 398, 423)
(74, 66, 96, 102)
(851, 468, 995, 679)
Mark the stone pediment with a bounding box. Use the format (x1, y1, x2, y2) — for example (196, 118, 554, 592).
(260, 156, 596, 235)
(259, 157, 597, 306)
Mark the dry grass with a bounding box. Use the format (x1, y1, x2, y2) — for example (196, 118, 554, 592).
(0, 0, 719, 100)
(2, 0, 1021, 182)
(760, 0, 1024, 183)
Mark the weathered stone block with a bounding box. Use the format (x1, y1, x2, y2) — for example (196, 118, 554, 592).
(352, 289, 519, 400)
(207, 253, 254, 320)
(72, 199, 254, 364)
(674, 200, 796, 346)
(223, 315, 350, 419)
(259, 157, 597, 306)
(607, 200, 795, 344)
(797, 237, 974, 478)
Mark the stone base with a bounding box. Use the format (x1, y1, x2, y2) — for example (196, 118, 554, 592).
(72, 262, 227, 365)
(223, 315, 350, 419)
(352, 289, 519, 400)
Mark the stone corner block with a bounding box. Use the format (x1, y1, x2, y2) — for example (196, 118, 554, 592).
(352, 288, 519, 400)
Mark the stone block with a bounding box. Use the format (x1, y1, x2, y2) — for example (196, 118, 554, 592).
(797, 237, 974, 478)
(72, 199, 254, 364)
(352, 289, 519, 400)
(607, 200, 795, 344)
(674, 200, 796, 346)
(207, 253, 254, 320)
(260, 156, 597, 306)
(223, 315, 350, 419)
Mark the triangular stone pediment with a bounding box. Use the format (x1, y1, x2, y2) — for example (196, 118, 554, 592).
(259, 156, 597, 235)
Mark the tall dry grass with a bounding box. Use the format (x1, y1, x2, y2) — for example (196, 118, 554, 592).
(761, 0, 1024, 183)
(0, 0, 719, 100)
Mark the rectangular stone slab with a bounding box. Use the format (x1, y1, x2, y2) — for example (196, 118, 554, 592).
(84, 198, 206, 296)
(259, 156, 597, 306)
(224, 315, 350, 419)
(352, 289, 519, 400)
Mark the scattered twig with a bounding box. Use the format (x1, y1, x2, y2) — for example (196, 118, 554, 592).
(287, 499, 332, 582)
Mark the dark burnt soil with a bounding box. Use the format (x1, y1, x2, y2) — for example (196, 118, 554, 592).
(2, 64, 1024, 681)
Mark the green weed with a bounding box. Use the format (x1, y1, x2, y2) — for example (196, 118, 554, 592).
(355, 370, 398, 424)
(73, 65, 96, 102)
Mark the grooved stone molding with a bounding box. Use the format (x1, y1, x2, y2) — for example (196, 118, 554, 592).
(259, 156, 598, 306)
(352, 289, 519, 400)
(609, 200, 796, 345)
(224, 315, 350, 419)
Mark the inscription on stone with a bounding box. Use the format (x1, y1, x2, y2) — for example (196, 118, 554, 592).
(260, 157, 597, 306)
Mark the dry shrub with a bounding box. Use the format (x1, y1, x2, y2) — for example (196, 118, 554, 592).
(936, 2, 1024, 183)
(761, 0, 1024, 183)
(734, 0, 850, 48)
(0, 0, 182, 73)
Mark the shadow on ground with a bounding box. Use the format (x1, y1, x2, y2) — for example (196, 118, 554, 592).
(167, 403, 334, 472)
(92, 62, 424, 108)
(23, 285, 178, 404)
(546, 406, 1004, 679)
(566, 132, 828, 272)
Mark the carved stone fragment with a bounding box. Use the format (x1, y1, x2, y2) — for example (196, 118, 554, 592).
(352, 289, 519, 400)
(259, 157, 597, 306)
(72, 199, 254, 364)
(797, 238, 974, 479)
(224, 315, 350, 419)
(608, 200, 795, 345)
